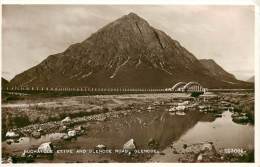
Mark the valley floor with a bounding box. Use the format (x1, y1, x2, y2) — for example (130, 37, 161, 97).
(1, 92, 254, 163)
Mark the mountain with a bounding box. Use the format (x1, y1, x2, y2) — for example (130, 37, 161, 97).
(247, 76, 254, 83)
(1, 77, 9, 88)
(199, 59, 251, 87)
(9, 13, 252, 89)
(199, 59, 236, 81)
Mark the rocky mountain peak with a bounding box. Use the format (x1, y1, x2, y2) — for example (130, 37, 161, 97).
(126, 12, 143, 19)
(120, 12, 148, 23)
(9, 13, 252, 89)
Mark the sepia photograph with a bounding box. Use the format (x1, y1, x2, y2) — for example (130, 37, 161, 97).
(1, 2, 257, 164)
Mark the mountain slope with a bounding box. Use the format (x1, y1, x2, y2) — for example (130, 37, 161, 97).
(247, 76, 254, 83)
(9, 13, 252, 89)
(1, 77, 9, 88)
(199, 59, 252, 86)
(199, 59, 236, 81)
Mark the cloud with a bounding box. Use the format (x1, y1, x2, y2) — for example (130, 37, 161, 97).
(2, 5, 255, 81)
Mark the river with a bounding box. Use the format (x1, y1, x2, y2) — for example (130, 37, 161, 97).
(2, 102, 254, 163)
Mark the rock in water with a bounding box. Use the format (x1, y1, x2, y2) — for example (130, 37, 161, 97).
(123, 139, 136, 150)
(38, 142, 54, 154)
(95, 144, 106, 150)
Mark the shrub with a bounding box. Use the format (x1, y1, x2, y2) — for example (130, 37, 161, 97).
(190, 92, 203, 98)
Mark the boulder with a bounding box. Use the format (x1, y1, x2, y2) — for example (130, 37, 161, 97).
(176, 105, 185, 111)
(197, 153, 203, 161)
(68, 130, 77, 137)
(38, 142, 54, 154)
(95, 144, 106, 150)
(148, 138, 159, 149)
(232, 116, 249, 124)
(169, 107, 176, 112)
(62, 134, 70, 140)
(176, 111, 186, 116)
(6, 131, 19, 138)
(61, 117, 71, 123)
(123, 139, 136, 150)
(6, 139, 13, 145)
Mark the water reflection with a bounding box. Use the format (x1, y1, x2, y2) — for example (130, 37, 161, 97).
(179, 111, 254, 150)
(64, 108, 204, 149)
(2, 106, 254, 162)
(2, 133, 65, 154)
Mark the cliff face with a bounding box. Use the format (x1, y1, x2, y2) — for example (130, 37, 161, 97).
(9, 13, 252, 89)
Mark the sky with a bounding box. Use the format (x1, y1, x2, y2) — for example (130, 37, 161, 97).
(2, 5, 255, 81)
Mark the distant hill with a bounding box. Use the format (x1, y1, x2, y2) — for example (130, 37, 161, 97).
(9, 13, 253, 89)
(1, 77, 9, 88)
(247, 76, 254, 83)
